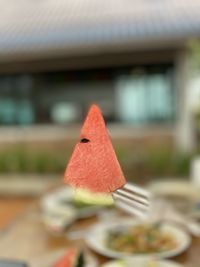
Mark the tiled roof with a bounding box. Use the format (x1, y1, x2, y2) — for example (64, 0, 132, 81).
(1, 0, 200, 61)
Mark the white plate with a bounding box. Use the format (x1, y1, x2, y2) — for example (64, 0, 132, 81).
(86, 219, 191, 259)
(42, 205, 76, 232)
(101, 258, 184, 267)
(148, 180, 200, 200)
(41, 187, 74, 214)
(41, 187, 104, 219)
(30, 249, 98, 267)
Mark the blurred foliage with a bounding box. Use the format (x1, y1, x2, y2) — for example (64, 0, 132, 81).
(0, 146, 69, 174)
(0, 144, 194, 182)
(116, 146, 192, 183)
(188, 38, 200, 69)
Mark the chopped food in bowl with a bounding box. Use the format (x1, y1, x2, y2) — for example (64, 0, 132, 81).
(107, 223, 177, 254)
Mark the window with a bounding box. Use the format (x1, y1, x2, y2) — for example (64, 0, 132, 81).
(0, 65, 175, 126)
(115, 68, 175, 124)
(0, 76, 34, 125)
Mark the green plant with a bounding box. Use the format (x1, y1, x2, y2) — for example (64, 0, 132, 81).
(0, 144, 194, 178)
(188, 39, 200, 69)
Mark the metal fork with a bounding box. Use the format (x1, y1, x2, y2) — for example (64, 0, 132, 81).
(112, 183, 152, 218)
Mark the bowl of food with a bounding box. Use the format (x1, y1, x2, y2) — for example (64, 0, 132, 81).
(101, 258, 184, 267)
(86, 219, 191, 259)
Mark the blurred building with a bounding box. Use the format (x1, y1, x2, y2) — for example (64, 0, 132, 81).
(0, 0, 200, 151)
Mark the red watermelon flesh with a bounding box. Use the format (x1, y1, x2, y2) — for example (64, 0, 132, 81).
(53, 249, 77, 267)
(64, 104, 126, 193)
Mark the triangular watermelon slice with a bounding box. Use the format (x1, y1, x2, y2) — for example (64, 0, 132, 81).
(53, 249, 76, 267)
(64, 104, 126, 193)
(53, 249, 85, 267)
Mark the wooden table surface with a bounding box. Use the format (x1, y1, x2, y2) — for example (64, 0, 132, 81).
(0, 200, 200, 267)
(0, 197, 33, 230)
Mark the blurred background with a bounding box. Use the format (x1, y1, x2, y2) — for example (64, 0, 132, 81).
(1, 1, 200, 266)
(2, 0, 200, 181)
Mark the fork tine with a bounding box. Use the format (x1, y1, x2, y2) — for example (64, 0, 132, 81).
(123, 183, 151, 199)
(115, 200, 149, 218)
(112, 192, 149, 211)
(112, 182, 152, 218)
(115, 188, 149, 206)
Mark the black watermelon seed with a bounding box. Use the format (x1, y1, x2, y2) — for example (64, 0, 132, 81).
(80, 138, 90, 143)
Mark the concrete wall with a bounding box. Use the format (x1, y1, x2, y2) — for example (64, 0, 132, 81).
(0, 124, 174, 150)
